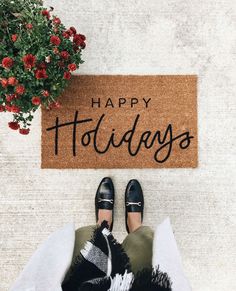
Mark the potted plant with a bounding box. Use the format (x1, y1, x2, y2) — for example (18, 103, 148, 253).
(0, 0, 86, 134)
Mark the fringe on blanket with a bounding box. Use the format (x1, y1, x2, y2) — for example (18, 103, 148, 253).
(62, 221, 172, 291)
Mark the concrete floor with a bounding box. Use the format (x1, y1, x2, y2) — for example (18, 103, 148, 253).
(0, 1, 236, 290)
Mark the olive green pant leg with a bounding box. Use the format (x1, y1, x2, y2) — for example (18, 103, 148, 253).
(122, 226, 154, 274)
(64, 225, 96, 281)
(73, 225, 96, 260)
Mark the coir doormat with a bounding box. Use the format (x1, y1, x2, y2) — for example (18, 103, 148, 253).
(41, 75, 198, 168)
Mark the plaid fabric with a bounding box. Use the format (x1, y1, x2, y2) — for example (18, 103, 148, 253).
(62, 222, 172, 291)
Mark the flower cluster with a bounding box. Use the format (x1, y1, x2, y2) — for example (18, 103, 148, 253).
(0, 0, 86, 134)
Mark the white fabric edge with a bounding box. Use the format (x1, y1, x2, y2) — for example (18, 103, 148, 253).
(152, 218, 192, 291)
(10, 223, 75, 291)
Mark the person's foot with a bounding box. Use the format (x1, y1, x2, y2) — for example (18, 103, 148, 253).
(125, 179, 144, 233)
(95, 177, 115, 231)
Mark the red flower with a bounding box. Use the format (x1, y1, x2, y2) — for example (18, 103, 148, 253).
(53, 17, 61, 25)
(80, 42, 86, 49)
(0, 78, 8, 87)
(5, 105, 12, 112)
(11, 34, 18, 42)
(80, 34, 86, 41)
(2, 57, 14, 69)
(32, 96, 41, 105)
(8, 77, 18, 86)
(35, 69, 48, 79)
(22, 54, 36, 69)
(15, 85, 25, 95)
(73, 34, 82, 45)
(0, 105, 5, 112)
(42, 90, 50, 97)
(60, 51, 70, 59)
(63, 71, 71, 79)
(50, 35, 61, 46)
(66, 29, 73, 37)
(70, 26, 77, 35)
(42, 9, 50, 19)
(73, 34, 86, 45)
(68, 63, 77, 71)
(11, 105, 20, 113)
(19, 128, 30, 135)
(8, 121, 20, 130)
(49, 101, 61, 109)
(26, 23, 33, 29)
(62, 31, 70, 39)
(6, 94, 15, 102)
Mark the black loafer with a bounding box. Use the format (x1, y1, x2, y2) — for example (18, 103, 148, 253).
(125, 179, 144, 233)
(95, 177, 115, 231)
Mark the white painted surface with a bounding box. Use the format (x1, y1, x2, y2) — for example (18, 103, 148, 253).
(0, 0, 236, 290)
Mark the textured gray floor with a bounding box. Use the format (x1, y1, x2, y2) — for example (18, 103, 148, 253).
(0, 1, 236, 290)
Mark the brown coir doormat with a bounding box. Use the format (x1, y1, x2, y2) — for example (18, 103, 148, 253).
(41, 75, 198, 169)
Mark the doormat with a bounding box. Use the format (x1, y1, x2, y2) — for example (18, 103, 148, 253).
(41, 75, 198, 169)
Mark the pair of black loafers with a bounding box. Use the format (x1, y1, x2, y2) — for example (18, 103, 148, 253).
(95, 177, 144, 233)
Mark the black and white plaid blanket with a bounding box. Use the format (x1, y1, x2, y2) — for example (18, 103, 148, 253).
(62, 222, 172, 291)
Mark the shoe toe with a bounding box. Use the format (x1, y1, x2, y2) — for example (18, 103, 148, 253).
(126, 179, 143, 200)
(99, 177, 114, 196)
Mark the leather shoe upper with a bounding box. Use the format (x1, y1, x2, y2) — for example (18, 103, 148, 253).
(95, 177, 114, 230)
(125, 179, 144, 233)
